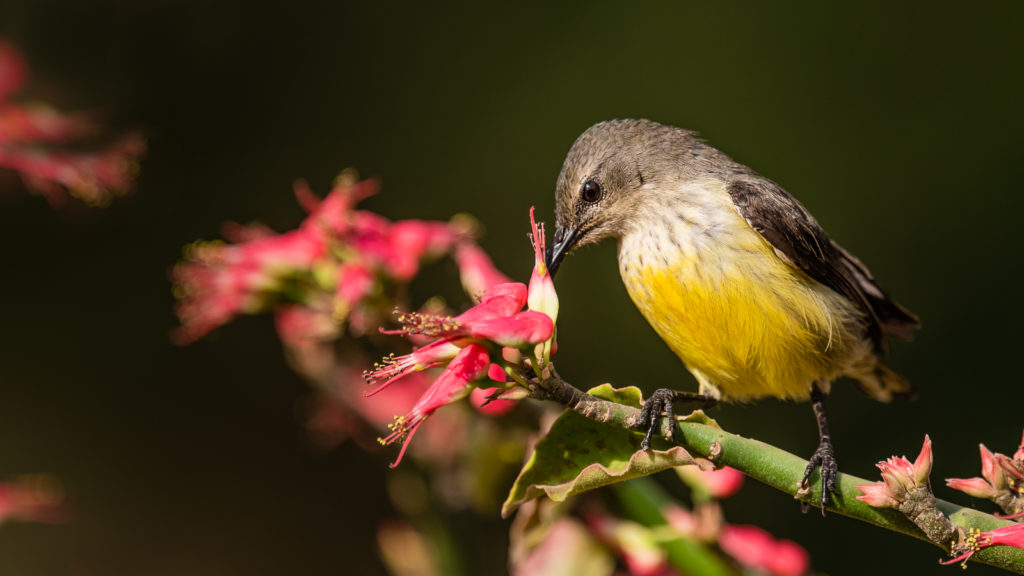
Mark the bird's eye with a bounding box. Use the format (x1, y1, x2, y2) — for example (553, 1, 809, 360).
(581, 179, 602, 203)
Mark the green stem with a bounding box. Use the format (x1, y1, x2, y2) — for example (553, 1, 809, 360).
(530, 376, 1024, 573)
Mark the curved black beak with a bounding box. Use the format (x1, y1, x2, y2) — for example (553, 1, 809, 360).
(545, 225, 578, 277)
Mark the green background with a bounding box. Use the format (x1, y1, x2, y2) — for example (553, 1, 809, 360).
(1, 2, 1022, 574)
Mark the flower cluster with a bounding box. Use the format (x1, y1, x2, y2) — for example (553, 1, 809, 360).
(946, 431, 1024, 519)
(0, 39, 145, 206)
(172, 174, 508, 347)
(855, 434, 1024, 568)
(855, 435, 934, 509)
(367, 208, 558, 467)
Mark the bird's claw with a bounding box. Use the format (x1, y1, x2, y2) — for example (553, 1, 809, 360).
(632, 388, 678, 450)
(801, 438, 839, 515)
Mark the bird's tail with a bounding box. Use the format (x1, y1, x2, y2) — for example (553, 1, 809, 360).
(853, 363, 915, 402)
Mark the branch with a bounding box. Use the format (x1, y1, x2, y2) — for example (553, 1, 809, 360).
(529, 374, 1024, 574)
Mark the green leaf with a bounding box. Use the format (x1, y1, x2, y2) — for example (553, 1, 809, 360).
(502, 385, 718, 517)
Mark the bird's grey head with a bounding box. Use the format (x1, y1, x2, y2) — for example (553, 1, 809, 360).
(546, 119, 710, 274)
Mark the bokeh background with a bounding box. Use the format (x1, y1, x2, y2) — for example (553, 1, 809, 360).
(1, 2, 1022, 574)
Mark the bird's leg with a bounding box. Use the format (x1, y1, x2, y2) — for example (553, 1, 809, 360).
(634, 388, 718, 450)
(801, 382, 839, 515)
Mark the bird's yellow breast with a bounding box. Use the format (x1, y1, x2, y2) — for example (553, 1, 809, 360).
(617, 188, 865, 401)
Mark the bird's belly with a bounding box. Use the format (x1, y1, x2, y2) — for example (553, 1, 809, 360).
(619, 236, 863, 401)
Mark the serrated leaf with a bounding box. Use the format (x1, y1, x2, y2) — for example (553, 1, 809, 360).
(502, 385, 717, 517)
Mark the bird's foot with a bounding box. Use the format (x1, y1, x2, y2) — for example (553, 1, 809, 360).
(632, 388, 717, 451)
(800, 437, 839, 515)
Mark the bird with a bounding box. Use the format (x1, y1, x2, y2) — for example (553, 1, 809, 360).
(545, 118, 919, 511)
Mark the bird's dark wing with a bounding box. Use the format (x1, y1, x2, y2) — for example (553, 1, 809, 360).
(727, 179, 919, 349)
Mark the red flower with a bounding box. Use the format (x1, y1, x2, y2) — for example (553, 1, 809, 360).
(942, 523, 1024, 567)
(946, 432, 1024, 518)
(676, 465, 745, 499)
(364, 338, 462, 395)
(172, 227, 329, 344)
(378, 343, 490, 467)
(719, 524, 809, 576)
(0, 477, 64, 525)
(0, 40, 27, 102)
(173, 176, 501, 345)
(0, 39, 145, 205)
(455, 242, 512, 302)
(527, 207, 558, 324)
(527, 207, 558, 363)
(946, 444, 1003, 500)
(856, 435, 933, 508)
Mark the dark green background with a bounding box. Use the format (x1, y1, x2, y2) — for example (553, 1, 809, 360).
(1, 2, 1021, 574)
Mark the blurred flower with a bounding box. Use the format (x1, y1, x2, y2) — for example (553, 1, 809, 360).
(0, 39, 145, 206)
(585, 511, 671, 576)
(455, 242, 512, 302)
(512, 514, 614, 576)
(0, 477, 64, 525)
(942, 523, 1024, 567)
(718, 524, 809, 576)
(379, 343, 491, 467)
(856, 435, 932, 508)
(0, 40, 26, 102)
(663, 503, 723, 543)
(946, 432, 1024, 518)
(172, 225, 329, 344)
(675, 465, 744, 500)
(173, 176, 494, 346)
(377, 520, 441, 576)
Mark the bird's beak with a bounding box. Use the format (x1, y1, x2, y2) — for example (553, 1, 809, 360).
(545, 225, 578, 277)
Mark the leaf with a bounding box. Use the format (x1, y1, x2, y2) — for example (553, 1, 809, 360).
(502, 384, 717, 517)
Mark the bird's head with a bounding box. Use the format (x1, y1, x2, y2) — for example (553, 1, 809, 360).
(546, 118, 705, 275)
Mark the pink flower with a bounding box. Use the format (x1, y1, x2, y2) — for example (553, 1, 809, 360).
(0, 40, 27, 102)
(527, 207, 559, 363)
(383, 281, 543, 347)
(941, 523, 1024, 567)
(455, 242, 512, 302)
(0, 39, 146, 206)
(0, 478, 64, 525)
(296, 176, 379, 240)
(363, 339, 463, 395)
(719, 524, 809, 576)
(274, 302, 340, 346)
(677, 465, 745, 499)
(334, 261, 375, 320)
(0, 105, 88, 144)
(389, 307, 553, 349)
(946, 433, 1024, 518)
(172, 228, 329, 344)
(0, 132, 145, 206)
(856, 435, 933, 508)
(384, 220, 461, 280)
(379, 343, 490, 467)
(527, 207, 558, 324)
(946, 444, 1003, 500)
(586, 513, 670, 576)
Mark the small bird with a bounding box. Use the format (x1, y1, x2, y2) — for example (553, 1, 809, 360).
(546, 119, 919, 511)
